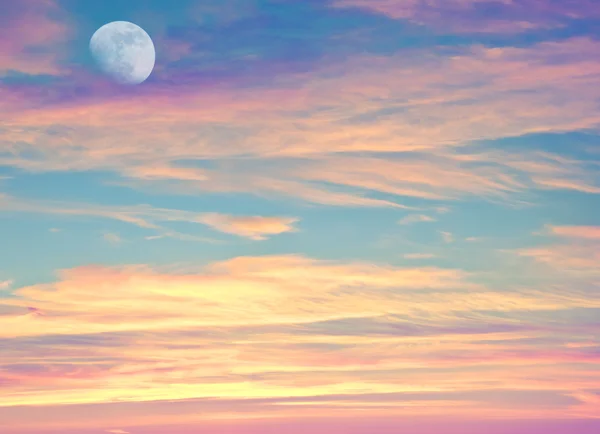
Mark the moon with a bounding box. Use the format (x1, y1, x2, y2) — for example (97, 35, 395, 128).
(90, 21, 155, 85)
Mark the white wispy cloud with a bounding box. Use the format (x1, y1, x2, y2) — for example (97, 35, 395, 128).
(403, 253, 436, 259)
(398, 214, 436, 225)
(0, 194, 298, 241)
(103, 232, 122, 244)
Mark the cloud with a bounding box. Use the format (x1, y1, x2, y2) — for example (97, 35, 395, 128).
(198, 213, 298, 240)
(1, 255, 598, 343)
(0, 254, 598, 419)
(0, 0, 70, 76)
(403, 253, 436, 259)
(330, 0, 597, 33)
(2, 38, 600, 207)
(106, 430, 129, 434)
(532, 177, 600, 194)
(2, 1, 600, 428)
(103, 232, 122, 244)
(0, 280, 13, 291)
(398, 214, 436, 225)
(0, 195, 169, 236)
(567, 391, 600, 418)
(548, 225, 600, 240)
(518, 245, 600, 272)
(517, 225, 600, 272)
(440, 231, 454, 243)
(0, 194, 297, 242)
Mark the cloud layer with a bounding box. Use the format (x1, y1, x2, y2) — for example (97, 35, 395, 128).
(1, 255, 598, 425)
(1, 0, 600, 432)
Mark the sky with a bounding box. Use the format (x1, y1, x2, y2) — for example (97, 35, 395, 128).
(0, 0, 599, 433)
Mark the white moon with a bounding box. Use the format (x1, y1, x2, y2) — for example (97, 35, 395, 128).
(90, 21, 155, 85)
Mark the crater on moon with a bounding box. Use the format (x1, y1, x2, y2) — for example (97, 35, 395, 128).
(89, 21, 155, 85)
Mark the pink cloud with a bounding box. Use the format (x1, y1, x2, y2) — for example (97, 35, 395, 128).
(2, 38, 600, 207)
(0, 0, 70, 75)
(330, 0, 598, 33)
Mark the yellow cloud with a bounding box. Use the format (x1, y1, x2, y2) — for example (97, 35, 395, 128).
(1, 256, 597, 422)
(1, 255, 598, 343)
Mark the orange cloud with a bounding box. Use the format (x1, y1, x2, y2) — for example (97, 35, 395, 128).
(567, 391, 600, 418)
(548, 225, 600, 240)
(199, 213, 298, 240)
(518, 225, 600, 272)
(518, 245, 600, 271)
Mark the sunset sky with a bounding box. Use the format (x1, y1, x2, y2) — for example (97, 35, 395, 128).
(1, 0, 599, 433)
